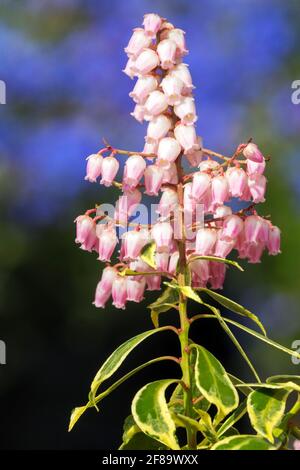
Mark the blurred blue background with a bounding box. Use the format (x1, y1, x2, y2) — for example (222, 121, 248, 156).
(0, 0, 299, 449)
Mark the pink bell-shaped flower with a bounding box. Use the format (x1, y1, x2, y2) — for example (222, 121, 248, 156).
(100, 156, 119, 187)
(246, 158, 266, 176)
(97, 224, 118, 262)
(244, 215, 269, 245)
(195, 228, 217, 255)
(146, 114, 172, 143)
(157, 39, 177, 69)
(155, 252, 169, 272)
(144, 90, 168, 116)
(93, 266, 118, 308)
(157, 187, 179, 218)
(126, 278, 146, 302)
(190, 258, 210, 283)
(123, 154, 146, 190)
(162, 162, 179, 185)
(211, 175, 229, 207)
(112, 276, 127, 309)
(143, 13, 162, 38)
(115, 189, 142, 225)
(267, 225, 281, 255)
(146, 274, 161, 290)
(151, 222, 173, 253)
(221, 215, 244, 241)
(169, 63, 194, 94)
(174, 123, 198, 154)
(191, 171, 211, 201)
(168, 251, 179, 276)
(248, 174, 266, 203)
(174, 96, 197, 125)
(226, 166, 248, 198)
(129, 75, 158, 105)
(75, 215, 97, 252)
(122, 229, 149, 260)
(134, 49, 159, 75)
(85, 154, 103, 183)
(144, 164, 164, 196)
(125, 28, 152, 59)
(162, 28, 188, 57)
(157, 137, 181, 166)
(161, 74, 184, 105)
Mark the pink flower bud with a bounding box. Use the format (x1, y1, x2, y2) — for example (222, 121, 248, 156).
(248, 174, 266, 203)
(143, 13, 162, 38)
(243, 143, 264, 163)
(226, 167, 248, 198)
(85, 154, 103, 183)
(169, 63, 194, 94)
(123, 154, 146, 190)
(144, 164, 164, 196)
(100, 156, 119, 187)
(143, 140, 158, 155)
(195, 228, 217, 255)
(221, 215, 244, 241)
(144, 90, 168, 116)
(151, 222, 173, 253)
(174, 123, 198, 154)
(146, 274, 161, 290)
(123, 57, 137, 79)
(135, 49, 159, 75)
(161, 74, 184, 105)
(93, 266, 117, 308)
(185, 147, 203, 167)
(129, 75, 158, 104)
(97, 224, 118, 262)
(157, 39, 177, 69)
(211, 175, 229, 207)
(157, 187, 179, 218)
(209, 261, 226, 289)
(122, 229, 149, 260)
(199, 159, 219, 172)
(246, 243, 265, 263)
(126, 278, 146, 302)
(214, 235, 235, 258)
(146, 114, 172, 143)
(191, 171, 211, 201)
(112, 276, 127, 309)
(168, 251, 179, 276)
(131, 104, 146, 123)
(162, 162, 178, 184)
(115, 189, 142, 225)
(246, 158, 266, 176)
(155, 252, 169, 272)
(162, 28, 188, 56)
(244, 215, 269, 245)
(125, 28, 152, 59)
(174, 97, 197, 125)
(157, 137, 181, 166)
(75, 215, 97, 252)
(267, 226, 281, 255)
(190, 259, 210, 283)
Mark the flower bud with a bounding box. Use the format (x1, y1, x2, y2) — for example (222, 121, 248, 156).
(174, 123, 198, 154)
(93, 266, 117, 308)
(123, 154, 146, 190)
(157, 39, 177, 69)
(125, 28, 152, 59)
(226, 167, 247, 198)
(243, 143, 264, 163)
(174, 96, 197, 125)
(157, 137, 181, 166)
(75, 215, 97, 252)
(211, 175, 229, 207)
(246, 158, 266, 176)
(144, 90, 168, 116)
(143, 13, 162, 38)
(85, 154, 103, 183)
(146, 114, 172, 143)
(221, 215, 244, 241)
(135, 49, 159, 75)
(144, 164, 164, 196)
(100, 156, 119, 187)
(126, 278, 146, 302)
(195, 228, 217, 255)
(97, 224, 118, 262)
(112, 276, 127, 309)
(267, 226, 281, 255)
(129, 75, 158, 104)
(161, 74, 184, 105)
(151, 222, 173, 253)
(248, 174, 266, 203)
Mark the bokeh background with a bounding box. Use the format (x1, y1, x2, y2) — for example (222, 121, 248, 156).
(0, 0, 299, 450)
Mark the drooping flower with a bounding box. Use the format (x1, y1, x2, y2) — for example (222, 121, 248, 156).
(243, 143, 264, 163)
(75, 215, 97, 252)
(100, 156, 119, 187)
(144, 164, 164, 196)
(125, 28, 152, 59)
(97, 224, 118, 262)
(157, 39, 177, 69)
(123, 154, 146, 190)
(195, 228, 217, 255)
(85, 154, 103, 183)
(112, 276, 127, 309)
(129, 75, 158, 104)
(151, 222, 173, 253)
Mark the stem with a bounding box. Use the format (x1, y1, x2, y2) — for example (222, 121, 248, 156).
(176, 154, 197, 450)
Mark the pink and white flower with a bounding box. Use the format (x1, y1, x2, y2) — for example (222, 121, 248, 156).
(151, 222, 173, 253)
(161, 74, 184, 105)
(243, 143, 264, 163)
(134, 49, 159, 75)
(157, 39, 177, 69)
(145, 114, 172, 143)
(174, 96, 197, 125)
(112, 276, 127, 309)
(144, 164, 164, 196)
(157, 137, 181, 166)
(125, 28, 152, 58)
(143, 13, 162, 38)
(195, 228, 217, 255)
(85, 154, 103, 182)
(123, 154, 146, 190)
(144, 90, 168, 116)
(129, 75, 158, 104)
(100, 156, 119, 187)
(174, 123, 198, 154)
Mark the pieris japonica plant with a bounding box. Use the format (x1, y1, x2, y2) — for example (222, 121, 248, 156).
(69, 13, 300, 450)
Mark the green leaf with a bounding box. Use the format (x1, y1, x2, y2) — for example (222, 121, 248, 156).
(121, 415, 140, 446)
(247, 387, 291, 443)
(148, 286, 179, 328)
(188, 255, 243, 271)
(119, 268, 161, 277)
(192, 344, 239, 419)
(195, 409, 217, 442)
(164, 282, 203, 304)
(140, 242, 157, 269)
(197, 287, 266, 336)
(68, 405, 88, 432)
(216, 400, 248, 438)
(119, 432, 168, 450)
(90, 326, 175, 404)
(203, 303, 261, 383)
(132, 379, 180, 450)
(211, 435, 276, 450)
(267, 375, 300, 385)
(171, 412, 201, 433)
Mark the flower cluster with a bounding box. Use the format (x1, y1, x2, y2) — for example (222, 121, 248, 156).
(75, 13, 281, 310)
